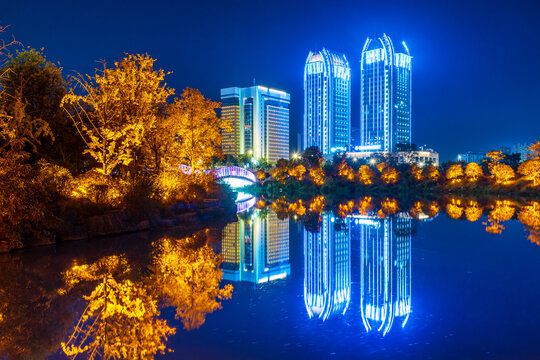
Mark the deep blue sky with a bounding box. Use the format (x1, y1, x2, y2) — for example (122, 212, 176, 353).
(2, 0, 539, 160)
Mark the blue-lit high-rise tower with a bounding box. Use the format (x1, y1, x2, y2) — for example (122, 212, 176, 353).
(304, 49, 351, 155)
(360, 34, 412, 152)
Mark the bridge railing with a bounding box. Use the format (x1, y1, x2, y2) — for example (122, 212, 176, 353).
(214, 166, 257, 183)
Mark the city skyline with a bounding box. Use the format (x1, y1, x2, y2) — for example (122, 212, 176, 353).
(2, 0, 539, 161)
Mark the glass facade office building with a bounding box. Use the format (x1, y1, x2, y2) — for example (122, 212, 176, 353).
(304, 49, 351, 155)
(221, 86, 290, 163)
(360, 34, 412, 152)
(221, 210, 290, 284)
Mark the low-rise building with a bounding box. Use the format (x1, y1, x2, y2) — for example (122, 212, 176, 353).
(347, 150, 439, 167)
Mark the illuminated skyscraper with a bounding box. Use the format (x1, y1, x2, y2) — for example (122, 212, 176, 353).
(221, 211, 290, 284)
(354, 215, 411, 335)
(304, 49, 351, 155)
(304, 214, 351, 321)
(360, 34, 412, 152)
(221, 86, 290, 163)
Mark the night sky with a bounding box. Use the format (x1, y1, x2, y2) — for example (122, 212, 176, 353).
(2, 0, 539, 161)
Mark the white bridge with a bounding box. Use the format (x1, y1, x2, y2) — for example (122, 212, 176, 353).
(214, 166, 257, 212)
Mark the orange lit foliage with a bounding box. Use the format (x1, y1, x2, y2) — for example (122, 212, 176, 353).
(256, 170, 267, 181)
(357, 165, 374, 185)
(445, 198, 464, 219)
(409, 201, 424, 219)
(445, 164, 464, 184)
(256, 199, 266, 209)
(62, 54, 173, 175)
(61, 276, 175, 360)
(271, 161, 289, 183)
(423, 164, 440, 181)
(288, 199, 306, 216)
(377, 198, 399, 218)
(518, 201, 540, 245)
(308, 165, 326, 186)
(308, 195, 325, 213)
(337, 160, 355, 181)
(464, 200, 483, 222)
(410, 164, 423, 181)
(357, 196, 374, 216)
(518, 159, 540, 186)
(486, 150, 514, 185)
(60, 255, 174, 360)
(152, 234, 233, 331)
(288, 164, 307, 181)
(483, 200, 515, 234)
(338, 200, 355, 218)
(270, 196, 289, 219)
(376, 162, 399, 184)
(427, 201, 440, 217)
(465, 162, 483, 183)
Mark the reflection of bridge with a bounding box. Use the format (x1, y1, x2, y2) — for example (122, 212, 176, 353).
(214, 166, 257, 188)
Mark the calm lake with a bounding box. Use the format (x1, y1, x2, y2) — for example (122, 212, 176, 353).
(1, 197, 540, 359)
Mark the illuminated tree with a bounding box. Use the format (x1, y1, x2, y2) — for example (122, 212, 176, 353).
(491, 163, 515, 185)
(518, 159, 540, 186)
(464, 200, 483, 222)
(483, 200, 515, 234)
(288, 164, 307, 181)
(465, 162, 483, 183)
(308, 165, 325, 186)
(427, 201, 440, 218)
(423, 164, 440, 181)
(337, 160, 355, 181)
(409, 164, 423, 181)
(357, 196, 374, 216)
(61, 276, 175, 360)
(377, 198, 399, 218)
(167, 88, 228, 171)
(270, 196, 289, 219)
(409, 201, 424, 219)
(337, 200, 354, 218)
(152, 234, 233, 330)
(445, 198, 464, 219)
(357, 165, 374, 185)
(445, 164, 464, 184)
(527, 140, 540, 160)
(308, 195, 325, 213)
(61, 54, 173, 175)
(518, 201, 540, 245)
(376, 162, 399, 184)
(288, 199, 306, 216)
(271, 159, 289, 183)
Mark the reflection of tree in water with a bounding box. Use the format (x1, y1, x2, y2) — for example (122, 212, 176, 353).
(483, 200, 515, 235)
(518, 201, 540, 245)
(151, 231, 233, 330)
(58, 231, 233, 359)
(61, 276, 175, 360)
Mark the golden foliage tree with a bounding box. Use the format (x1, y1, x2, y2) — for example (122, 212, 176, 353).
(357, 196, 374, 216)
(308, 195, 325, 213)
(423, 164, 440, 181)
(445, 164, 464, 184)
(485, 150, 514, 185)
(527, 140, 540, 160)
(357, 165, 374, 185)
(445, 198, 464, 219)
(152, 234, 233, 330)
(377, 198, 399, 218)
(337, 160, 355, 181)
(409, 164, 423, 181)
(376, 162, 399, 184)
(483, 200, 515, 234)
(518, 159, 540, 186)
(518, 201, 540, 245)
(167, 88, 227, 171)
(61, 276, 175, 360)
(465, 162, 483, 183)
(61, 54, 173, 175)
(465, 200, 483, 222)
(288, 199, 306, 216)
(288, 164, 307, 181)
(308, 165, 325, 186)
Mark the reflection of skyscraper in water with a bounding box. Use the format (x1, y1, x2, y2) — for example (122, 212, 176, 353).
(221, 211, 290, 284)
(304, 214, 351, 321)
(355, 216, 411, 335)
